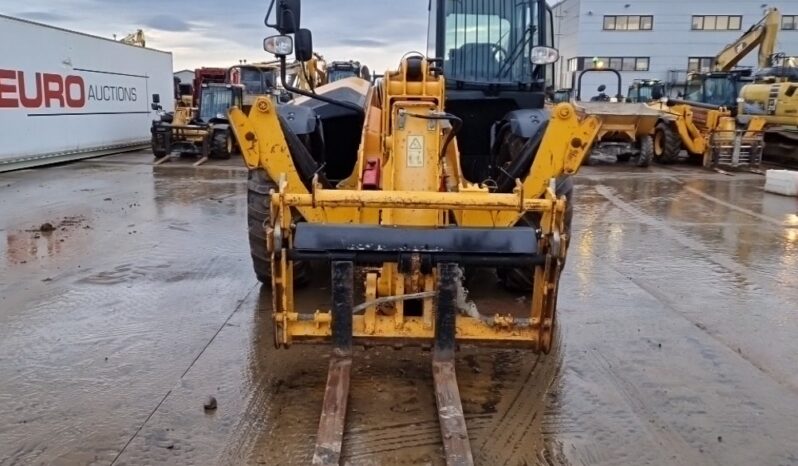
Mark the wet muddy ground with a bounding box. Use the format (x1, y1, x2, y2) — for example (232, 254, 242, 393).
(1, 152, 797, 465)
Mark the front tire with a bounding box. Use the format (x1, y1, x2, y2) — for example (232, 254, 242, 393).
(653, 122, 681, 164)
(637, 135, 653, 167)
(247, 170, 309, 286)
(151, 137, 168, 158)
(210, 129, 233, 160)
(151, 125, 170, 158)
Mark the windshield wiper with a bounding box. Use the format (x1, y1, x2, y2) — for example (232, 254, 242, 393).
(496, 25, 536, 79)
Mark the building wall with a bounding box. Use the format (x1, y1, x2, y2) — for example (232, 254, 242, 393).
(553, 0, 581, 89)
(553, 0, 798, 94)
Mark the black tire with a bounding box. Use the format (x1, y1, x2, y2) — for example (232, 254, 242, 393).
(210, 129, 233, 160)
(653, 122, 681, 164)
(151, 136, 168, 158)
(247, 170, 309, 286)
(151, 124, 170, 158)
(497, 177, 573, 292)
(637, 135, 653, 167)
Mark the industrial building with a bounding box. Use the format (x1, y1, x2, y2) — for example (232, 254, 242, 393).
(552, 0, 798, 93)
(173, 69, 195, 86)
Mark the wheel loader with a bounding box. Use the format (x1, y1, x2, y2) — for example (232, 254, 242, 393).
(650, 99, 766, 169)
(230, 0, 599, 463)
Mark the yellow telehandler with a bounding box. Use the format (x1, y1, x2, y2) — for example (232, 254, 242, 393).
(230, 0, 600, 463)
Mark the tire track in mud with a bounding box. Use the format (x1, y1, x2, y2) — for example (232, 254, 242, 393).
(232, 339, 564, 465)
(586, 350, 716, 466)
(473, 344, 563, 466)
(592, 183, 798, 393)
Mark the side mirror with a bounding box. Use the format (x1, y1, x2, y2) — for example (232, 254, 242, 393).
(598, 85, 606, 92)
(276, 0, 301, 34)
(295, 28, 313, 62)
(152, 93, 161, 104)
(264, 35, 294, 57)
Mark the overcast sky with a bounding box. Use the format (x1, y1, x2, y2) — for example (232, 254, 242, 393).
(1, 0, 433, 72)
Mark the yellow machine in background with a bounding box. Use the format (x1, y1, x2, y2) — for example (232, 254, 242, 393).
(713, 8, 780, 72)
(653, 102, 766, 168)
(682, 8, 782, 109)
(647, 9, 778, 170)
(119, 29, 145, 47)
(571, 67, 658, 167)
(232, 0, 600, 463)
(737, 64, 798, 163)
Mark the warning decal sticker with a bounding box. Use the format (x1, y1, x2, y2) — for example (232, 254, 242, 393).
(407, 135, 424, 167)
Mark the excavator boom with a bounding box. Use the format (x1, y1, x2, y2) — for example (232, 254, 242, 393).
(714, 8, 781, 71)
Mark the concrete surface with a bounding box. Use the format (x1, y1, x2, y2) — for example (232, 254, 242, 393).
(1, 152, 797, 465)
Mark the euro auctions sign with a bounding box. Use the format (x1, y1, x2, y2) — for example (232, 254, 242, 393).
(0, 68, 147, 115)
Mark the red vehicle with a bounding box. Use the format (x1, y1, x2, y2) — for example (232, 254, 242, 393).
(192, 67, 226, 106)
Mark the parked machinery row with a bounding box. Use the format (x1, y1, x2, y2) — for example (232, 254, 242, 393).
(150, 57, 371, 165)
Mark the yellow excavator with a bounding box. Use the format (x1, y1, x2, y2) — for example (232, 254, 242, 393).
(738, 76, 798, 162)
(682, 8, 781, 108)
(230, 0, 600, 463)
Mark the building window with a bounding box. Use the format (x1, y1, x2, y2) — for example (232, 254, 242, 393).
(688, 56, 714, 73)
(691, 15, 742, 30)
(603, 15, 654, 31)
(569, 57, 650, 72)
(783, 16, 798, 30)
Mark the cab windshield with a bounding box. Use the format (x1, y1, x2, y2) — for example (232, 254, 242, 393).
(635, 86, 653, 102)
(240, 68, 277, 95)
(199, 87, 233, 122)
(432, 0, 538, 84)
(686, 76, 737, 107)
(328, 69, 357, 82)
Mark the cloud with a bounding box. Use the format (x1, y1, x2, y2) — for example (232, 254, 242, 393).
(15, 11, 72, 22)
(1, 0, 430, 72)
(337, 38, 389, 47)
(233, 22, 263, 30)
(142, 14, 193, 32)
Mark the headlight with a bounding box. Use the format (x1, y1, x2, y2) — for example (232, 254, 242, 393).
(216, 113, 225, 120)
(530, 46, 560, 65)
(264, 35, 294, 56)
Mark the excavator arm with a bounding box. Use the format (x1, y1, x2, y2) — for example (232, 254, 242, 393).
(714, 8, 781, 71)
